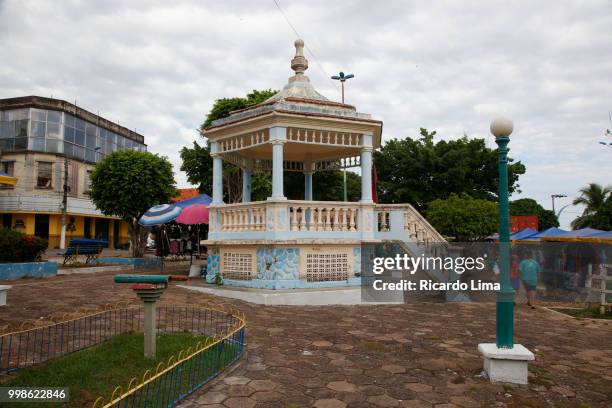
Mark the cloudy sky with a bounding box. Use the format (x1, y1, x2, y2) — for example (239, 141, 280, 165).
(1, 0, 611, 228)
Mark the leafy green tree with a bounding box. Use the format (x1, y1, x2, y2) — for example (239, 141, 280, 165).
(182, 89, 362, 202)
(509, 198, 559, 230)
(200, 89, 276, 130)
(425, 193, 498, 241)
(571, 183, 612, 229)
(180, 141, 212, 194)
(374, 128, 525, 211)
(181, 89, 276, 203)
(90, 150, 177, 257)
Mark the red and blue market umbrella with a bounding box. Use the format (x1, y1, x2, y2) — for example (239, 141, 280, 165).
(138, 203, 182, 226)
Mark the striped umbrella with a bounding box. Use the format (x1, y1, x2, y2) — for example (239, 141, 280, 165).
(138, 203, 182, 226)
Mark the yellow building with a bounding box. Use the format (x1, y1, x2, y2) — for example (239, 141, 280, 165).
(0, 96, 148, 249)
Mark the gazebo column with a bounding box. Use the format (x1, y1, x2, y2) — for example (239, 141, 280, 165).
(269, 126, 287, 200)
(304, 172, 313, 200)
(242, 168, 252, 202)
(211, 141, 223, 205)
(304, 154, 313, 200)
(360, 134, 374, 203)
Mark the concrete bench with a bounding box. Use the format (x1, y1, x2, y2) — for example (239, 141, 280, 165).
(0, 285, 12, 306)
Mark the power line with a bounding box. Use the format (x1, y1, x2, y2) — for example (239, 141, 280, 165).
(272, 0, 339, 91)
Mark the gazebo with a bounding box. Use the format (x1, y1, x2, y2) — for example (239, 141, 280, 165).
(202, 39, 443, 289)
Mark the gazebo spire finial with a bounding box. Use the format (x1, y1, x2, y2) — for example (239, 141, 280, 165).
(291, 39, 308, 76)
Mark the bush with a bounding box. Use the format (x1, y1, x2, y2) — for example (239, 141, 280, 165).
(0, 227, 48, 263)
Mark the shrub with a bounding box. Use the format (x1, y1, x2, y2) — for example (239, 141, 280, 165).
(0, 227, 48, 263)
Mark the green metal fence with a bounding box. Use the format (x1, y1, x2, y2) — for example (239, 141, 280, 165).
(0, 304, 246, 407)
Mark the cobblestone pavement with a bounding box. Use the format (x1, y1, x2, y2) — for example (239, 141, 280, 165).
(1, 272, 611, 408)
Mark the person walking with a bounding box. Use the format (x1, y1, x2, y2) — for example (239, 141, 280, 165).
(519, 249, 541, 309)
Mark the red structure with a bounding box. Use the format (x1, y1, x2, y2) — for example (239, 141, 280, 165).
(510, 215, 538, 233)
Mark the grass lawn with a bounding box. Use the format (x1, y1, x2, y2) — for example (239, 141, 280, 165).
(1, 332, 206, 408)
(552, 306, 612, 320)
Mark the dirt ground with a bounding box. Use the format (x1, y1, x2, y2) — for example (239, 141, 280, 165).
(1, 271, 611, 408)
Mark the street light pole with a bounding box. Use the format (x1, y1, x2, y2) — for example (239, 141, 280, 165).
(551, 194, 567, 214)
(331, 71, 355, 201)
(491, 118, 515, 349)
(479, 118, 534, 384)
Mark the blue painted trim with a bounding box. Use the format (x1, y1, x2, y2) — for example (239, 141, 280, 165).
(0, 261, 57, 280)
(97, 257, 161, 268)
(220, 277, 361, 290)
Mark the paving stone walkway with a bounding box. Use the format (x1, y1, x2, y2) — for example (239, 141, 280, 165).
(1, 272, 611, 407)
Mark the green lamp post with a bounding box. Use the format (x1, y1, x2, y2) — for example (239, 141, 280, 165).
(491, 117, 515, 348)
(479, 118, 533, 384)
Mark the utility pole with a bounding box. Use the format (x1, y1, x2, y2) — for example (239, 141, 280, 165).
(60, 156, 69, 249)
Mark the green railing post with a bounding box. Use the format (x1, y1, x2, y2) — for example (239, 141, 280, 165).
(492, 120, 514, 349)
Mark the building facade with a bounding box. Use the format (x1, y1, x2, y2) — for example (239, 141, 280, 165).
(0, 96, 147, 249)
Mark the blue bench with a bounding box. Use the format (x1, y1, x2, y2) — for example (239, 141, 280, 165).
(62, 238, 108, 265)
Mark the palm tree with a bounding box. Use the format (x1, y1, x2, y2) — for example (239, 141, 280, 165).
(571, 183, 612, 229)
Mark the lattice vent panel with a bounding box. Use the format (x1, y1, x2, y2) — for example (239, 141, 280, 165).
(306, 253, 349, 282)
(222, 253, 253, 280)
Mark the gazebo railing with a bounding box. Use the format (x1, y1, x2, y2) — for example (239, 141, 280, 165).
(289, 203, 359, 232)
(210, 200, 444, 243)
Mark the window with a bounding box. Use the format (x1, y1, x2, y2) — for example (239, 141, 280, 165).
(64, 113, 75, 128)
(47, 110, 61, 123)
(14, 119, 28, 138)
(31, 109, 46, 121)
(46, 122, 60, 139)
(74, 129, 85, 146)
(14, 137, 28, 150)
(0, 120, 14, 138)
(0, 161, 15, 189)
(64, 126, 75, 143)
(36, 161, 53, 188)
(31, 121, 46, 138)
(84, 170, 92, 194)
(31, 138, 45, 151)
(75, 118, 86, 131)
(85, 148, 95, 162)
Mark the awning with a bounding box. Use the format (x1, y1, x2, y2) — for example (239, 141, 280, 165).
(575, 230, 612, 243)
(520, 227, 568, 242)
(541, 227, 604, 242)
(488, 227, 538, 242)
(0, 171, 17, 186)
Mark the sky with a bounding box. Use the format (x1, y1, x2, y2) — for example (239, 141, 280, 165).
(1, 0, 611, 229)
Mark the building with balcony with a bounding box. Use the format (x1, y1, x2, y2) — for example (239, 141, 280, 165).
(0, 96, 147, 249)
(202, 40, 444, 289)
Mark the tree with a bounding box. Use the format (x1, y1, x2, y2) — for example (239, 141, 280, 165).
(180, 141, 211, 194)
(425, 193, 498, 241)
(181, 89, 276, 203)
(374, 128, 525, 211)
(509, 198, 559, 230)
(90, 150, 177, 257)
(182, 89, 362, 202)
(571, 183, 612, 230)
(200, 89, 277, 131)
